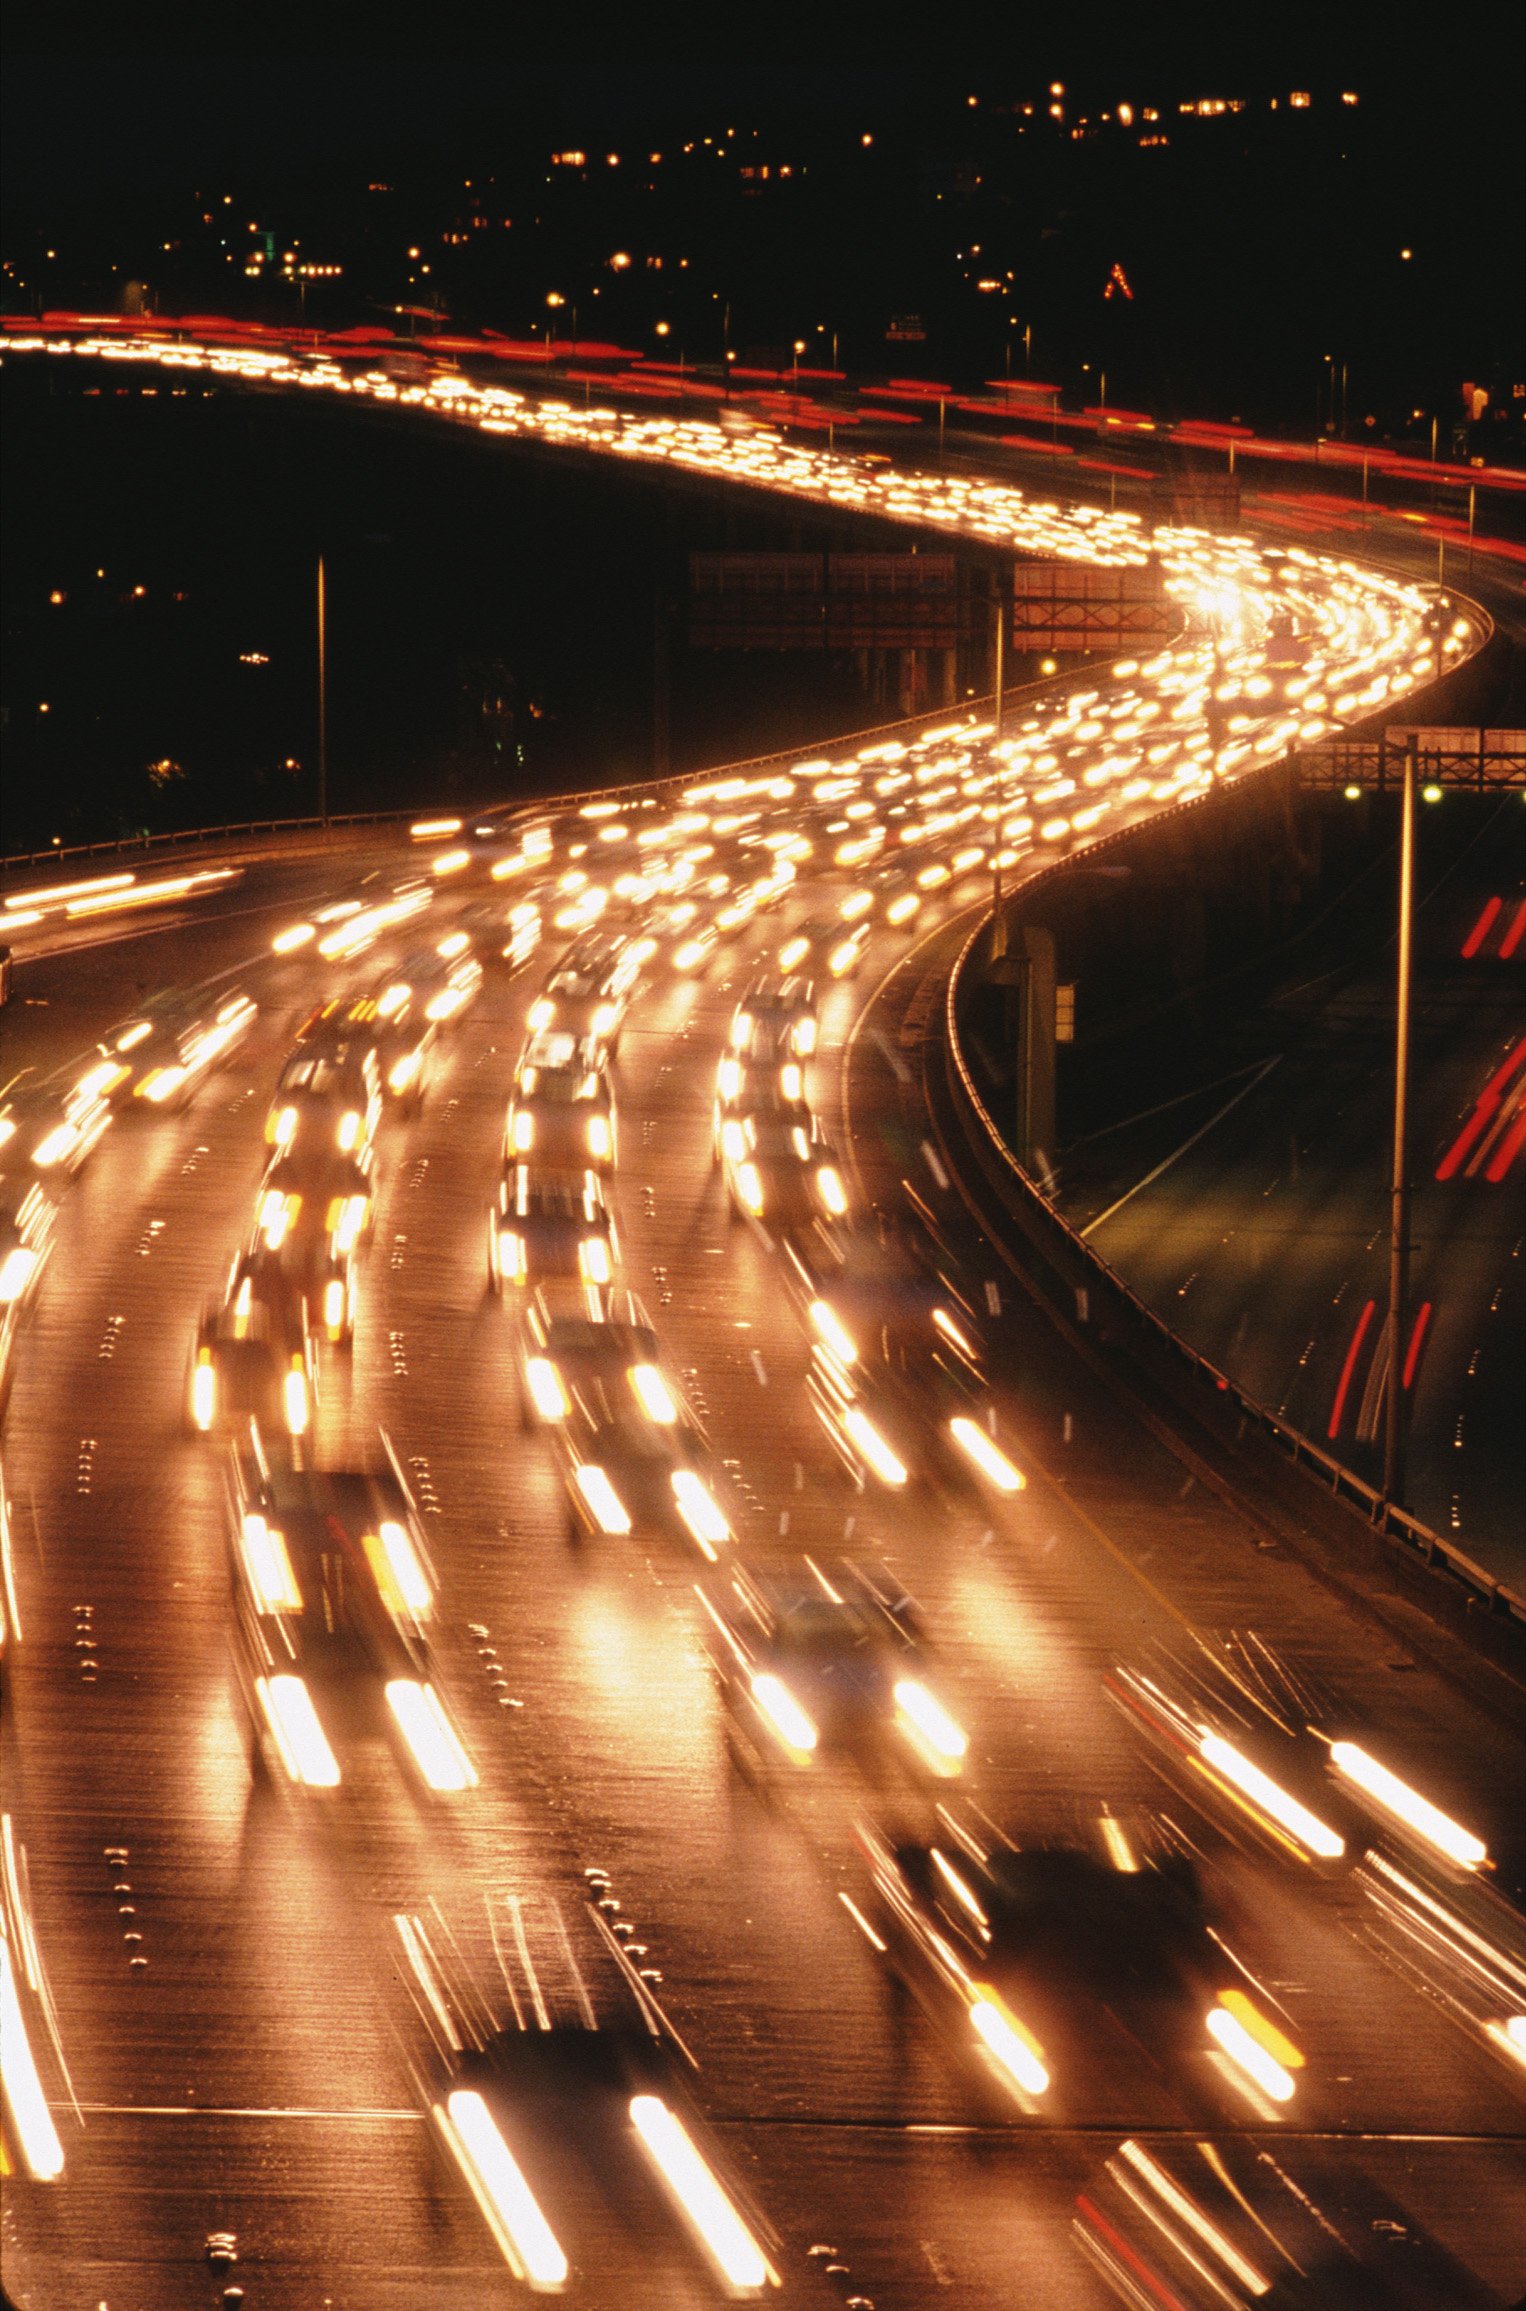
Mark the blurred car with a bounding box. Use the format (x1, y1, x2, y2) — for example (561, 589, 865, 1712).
(1106, 1658, 1356, 1876)
(506, 1034, 617, 1172)
(858, 1816, 1304, 2117)
(488, 1165, 616, 1293)
(525, 931, 648, 1053)
(130, 989, 256, 1108)
(712, 1046, 812, 1154)
(727, 974, 818, 1061)
(778, 915, 869, 980)
(264, 1042, 382, 1158)
(229, 1434, 475, 1795)
(1075, 2135, 1496, 2309)
(515, 1286, 662, 1428)
(0, 1176, 56, 1416)
(188, 1261, 317, 1446)
(247, 1147, 373, 1343)
(554, 1359, 734, 1558)
(392, 1894, 779, 2295)
(2, 1066, 120, 1176)
(717, 1111, 849, 1241)
(700, 1558, 968, 1779)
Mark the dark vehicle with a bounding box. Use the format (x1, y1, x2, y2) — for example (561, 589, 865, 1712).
(701, 1558, 968, 1779)
(393, 1894, 779, 2294)
(488, 1164, 616, 1293)
(246, 1145, 373, 1342)
(858, 1815, 1304, 2117)
(717, 1111, 849, 1242)
(514, 1286, 662, 1427)
(229, 1434, 474, 1794)
(553, 1356, 734, 1558)
(525, 930, 648, 1053)
(507, 1033, 617, 1172)
(188, 1260, 316, 1446)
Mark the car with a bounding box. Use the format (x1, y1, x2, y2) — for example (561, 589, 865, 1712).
(554, 1364, 734, 1557)
(2, 1068, 120, 1176)
(187, 1261, 317, 1447)
(392, 1893, 779, 2294)
(264, 1042, 382, 1158)
(130, 989, 257, 1107)
(515, 1286, 663, 1427)
(0, 1173, 57, 1416)
(1075, 2136, 1496, 2310)
(488, 1165, 617, 1293)
(505, 1034, 617, 1172)
(700, 1558, 968, 1779)
(327, 985, 438, 1110)
(777, 915, 869, 979)
(717, 1111, 849, 1240)
(856, 1814, 1305, 2118)
(712, 1046, 812, 1153)
(727, 974, 818, 1061)
(246, 1147, 373, 1342)
(524, 931, 648, 1053)
(228, 1433, 476, 1795)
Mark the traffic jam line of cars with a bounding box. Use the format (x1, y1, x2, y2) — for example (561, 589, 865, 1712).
(0, 358, 1510, 2297)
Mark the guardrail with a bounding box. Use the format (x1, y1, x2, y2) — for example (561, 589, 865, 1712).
(937, 908, 1526, 1643)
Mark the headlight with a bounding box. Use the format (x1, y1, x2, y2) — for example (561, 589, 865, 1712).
(440, 2090, 567, 2285)
(0, 1247, 40, 1304)
(808, 1299, 857, 1365)
(579, 1236, 612, 1284)
(527, 996, 554, 1032)
(737, 1162, 765, 1217)
(282, 1357, 311, 1437)
(190, 1351, 217, 1431)
(268, 1103, 298, 1147)
(336, 1109, 362, 1152)
(793, 1016, 818, 1055)
(749, 1671, 818, 1759)
(969, 1991, 1049, 2097)
(843, 1408, 908, 1487)
(256, 1674, 340, 1786)
(729, 1011, 753, 1051)
(574, 1464, 631, 1534)
(591, 1001, 619, 1038)
(948, 1416, 1024, 1493)
(815, 1165, 848, 1217)
(388, 1051, 420, 1094)
(497, 1231, 526, 1284)
(893, 1678, 968, 1770)
(511, 1110, 534, 1153)
(717, 1057, 742, 1103)
(587, 1114, 612, 1161)
(525, 1357, 570, 1421)
(629, 1363, 678, 1423)
(322, 1275, 348, 1338)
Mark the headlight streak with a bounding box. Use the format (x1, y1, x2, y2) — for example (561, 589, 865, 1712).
(1206, 1999, 1299, 2104)
(1327, 1740, 1489, 1870)
(892, 1678, 969, 1770)
(750, 1670, 819, 1759)
(947, 1416, 1024, 1492)
(627, 2093, 776, 2291)
(1196, 1732, 1346, 1862)
(256, 1674, 340, 1786)
(574, 1464, 632, 1534)
(969, 1991, 1050, 2097)
(0, 1934, 66, 2180)
(525, 1357, 570, 1422)
(440, 2088, 568, 2287)
(384, 1681, 477, 1791)
(670, 1470, 730, 1556)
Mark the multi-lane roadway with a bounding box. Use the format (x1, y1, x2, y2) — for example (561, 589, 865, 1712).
(1, 349, 1522, 2308)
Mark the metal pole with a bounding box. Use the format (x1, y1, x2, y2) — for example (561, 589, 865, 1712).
(1467, 482, 1476, 575)
(316, 552, 329, 828)
(1382, 736, 1416, 1506)
(991, 576, 1007, 960)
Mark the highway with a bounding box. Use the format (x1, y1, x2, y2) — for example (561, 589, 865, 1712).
(1, 355, 1523, 2308)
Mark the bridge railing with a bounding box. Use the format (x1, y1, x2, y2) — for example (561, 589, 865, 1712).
(938, 909, 1526, 1643)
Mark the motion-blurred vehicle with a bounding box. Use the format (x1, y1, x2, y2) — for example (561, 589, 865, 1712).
(0, 1176, 56, 1416)
(700, 1558, 968, 1779)
(246, 1146, 373, 1343)
(553, 1354, 734, 1558)
(727, 974, 818, 1061)
(265, 1040, 382, 1158)
(515, 1287, 662, 1428)
(488, 1165, 616, 1293)
(228, 1434, 475, 1795)
(525, 931, 647, 1053)
(712, 1047, 812, 1154)
(129, 989, 257, 1107)
(778, 915, 869, 979)
(392, 1893, 779, 2294)
(188, 1261, 317, 1446)
(506, 1034, 617, 1172)
(717, 1112, 849, 1243)
(857, 1814, 1304, 2117)
(1074, 2135, 1496, 2309)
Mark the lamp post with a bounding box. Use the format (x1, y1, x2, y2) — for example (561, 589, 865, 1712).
(1382, 736, 1417, 1508)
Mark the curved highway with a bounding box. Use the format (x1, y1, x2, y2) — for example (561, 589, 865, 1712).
(1, 345, 1521, 2311)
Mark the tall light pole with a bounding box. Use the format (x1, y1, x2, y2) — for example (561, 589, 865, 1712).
(1382, 735, 1417, 1506)
(316, 553, 329, 828)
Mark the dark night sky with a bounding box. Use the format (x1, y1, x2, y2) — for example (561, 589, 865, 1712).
(5, 8, 1521, 230)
